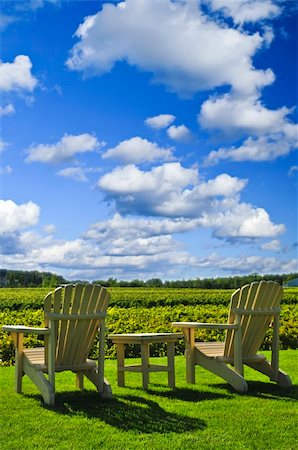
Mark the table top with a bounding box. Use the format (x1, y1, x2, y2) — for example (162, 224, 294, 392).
(108, 332, 184, 343)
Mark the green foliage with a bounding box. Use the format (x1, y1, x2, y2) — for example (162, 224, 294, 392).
(1, 299, 297, 365)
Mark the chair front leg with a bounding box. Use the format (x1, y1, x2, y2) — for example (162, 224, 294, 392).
(183, 327, 196, 384)
(234, 316, 243, 377)
(11, 332, 24, 393)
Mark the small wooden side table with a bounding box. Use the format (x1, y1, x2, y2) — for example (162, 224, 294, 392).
(108, 333, 183, 390)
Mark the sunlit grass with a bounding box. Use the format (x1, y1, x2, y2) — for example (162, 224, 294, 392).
(0, 351, 297, 449)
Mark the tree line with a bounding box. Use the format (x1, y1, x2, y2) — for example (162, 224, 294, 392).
(94, 273, 298, 289)
(0, 269, 68, 288)
(1, 269, 297, 289)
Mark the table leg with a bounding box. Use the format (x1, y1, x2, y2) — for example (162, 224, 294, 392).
(167, 341, 175, 388)
(117, 343, 125, 387)
(141, 343, 150, 390)
(184, 328, 196, 384)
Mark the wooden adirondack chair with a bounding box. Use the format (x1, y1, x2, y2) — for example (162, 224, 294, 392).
(2, 283, 112, 405)
(173, 281, 292, 392)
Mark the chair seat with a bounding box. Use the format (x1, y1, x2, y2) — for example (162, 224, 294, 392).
(24, 347, 97, 372)
(194, 341, 267, 364)
(195, 341, 225, 357)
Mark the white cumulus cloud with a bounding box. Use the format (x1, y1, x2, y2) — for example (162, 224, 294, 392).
(198, 201, 284, 239)
(44, 224, 57, 234)
(98, 162, 248, 218)
(205, 125, 298, 165)
(0, 104, 15, 116)
(97, 163, 283, 239)
(0, 139, 9, 152)
(66, 0, 272, 96)
(199, 93, 290, 136)
(102, 136, 174, 164)
(145, 114, 175, 129)
(206, 0, 281, 25)
(0, 199, 40, 233)
(0, 165, 13, 175)
(167, 125, 192, 142)
(0, 55, 37, 92)
(26, 133, 104, 164)
(196, 253, 296, 274)
(56, 166, 89, 182)
(260, 239, 281, 251)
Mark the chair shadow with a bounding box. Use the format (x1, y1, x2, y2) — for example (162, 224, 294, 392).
(207, 381, 298, 401)
(25, 391, 206, 434)
(146, 385, 232, 402)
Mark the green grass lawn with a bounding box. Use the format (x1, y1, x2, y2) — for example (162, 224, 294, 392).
(1, 351, 297, 450)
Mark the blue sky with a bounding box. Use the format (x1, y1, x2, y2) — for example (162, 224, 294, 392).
(0, 0, 297, 281)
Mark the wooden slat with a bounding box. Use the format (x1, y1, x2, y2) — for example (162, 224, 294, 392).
(82, 286, 110, 362)
(85, 286, 109, 362)
(45, 312, 107, 320)
(245, 281, 269, 356)
(247, 282, 282, 356)
(43, 290, 52, 366)
(121, 365, 169, 373)
(56, 284, 73, 365)
(224, 285, 247, 357)
(69, 284, 93, 364)
(243, 281, 270, 356)
(239, 281, 259, 357)
(79, 285, 102, 361)
(224, 281, 282, 361)
(196, 342, 225, 357)
(52, 287, 62, 352)
(62, 284, 83, 366)
(110, 332, 184, 344)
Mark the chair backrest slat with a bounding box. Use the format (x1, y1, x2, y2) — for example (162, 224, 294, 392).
(224, 281, 282, 359)
(246, 281, 282, 355)
(68, 284, 94, 364)
(55, 284, 73, 365)
(238, 282, 260, 352)
(81, 285, 109, 362)
(44, 284, 110, 368)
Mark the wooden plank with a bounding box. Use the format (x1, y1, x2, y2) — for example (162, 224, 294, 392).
(243, 281, 272, 356)
(271, 314, 280, 378)
(81, 285, 103, 360)
(141, 343, 150, 389)
(84, 286, 109, 356)
(2, 325, 49, 334)
(117, 343, 125, 386)
(225, 286, 244, 357)
(70, 284, 93, 364)
(184, 327, 196, 384)
(43, 290, 53, 366)
(196, 342, 225, 357)
(239, 282, 259, 357)
(167, 341, 175, 388)
(48, 288, 61, 393)
(248, 282, 282, 356)
(110, 335, 184, 345)
(63, 284, 83, 366)
(12, 332, 24, 393)
(56, 284, 73, 365)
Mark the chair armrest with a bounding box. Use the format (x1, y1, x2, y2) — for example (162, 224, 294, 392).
(172, 321, 238, 330)
(2, 325, 50, 335)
